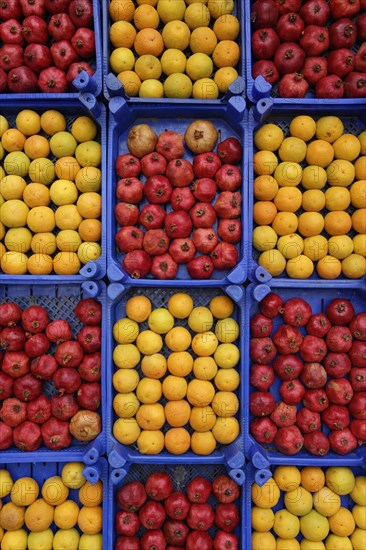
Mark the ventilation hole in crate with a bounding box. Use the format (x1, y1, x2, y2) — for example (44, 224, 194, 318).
(114, 471, 120, 478)
(259, 472, 266, 480)
(89, 455, 95, 462)
(261, 101, 266, 107)
(88, 471, 95, 479)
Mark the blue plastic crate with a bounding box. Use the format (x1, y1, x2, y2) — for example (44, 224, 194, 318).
(0, 95, 106, 281)
(102, 0, 245, 102)
(0, 280, 107, 462)
(0, 0, 102, 98)
(245, 281, 366, 468)
(245, 462, 366, 550)
(107, 97, 248, 286)
(248, 99, 366, 285)
(0, 457, 108, 548)
(108, 461, 245, 550)
(245, 0, 366, 105)
(106, 282, 245, 468)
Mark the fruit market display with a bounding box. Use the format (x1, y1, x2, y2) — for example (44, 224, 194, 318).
(0, 297, 102, 451)
(0, 108, 102, 275)
(250, 0, 366, 98)
(112, 291, 241, 455)
(251, 465, 366, 550)
(0, 462, 103, 549)
(114, 469, 240, 549)
(252, 114, 366, 279)
(250, 292, 366, 456)
(108, 0, 241, 99)
(0, 0, 96, 93)
(114, 120, 243, 280)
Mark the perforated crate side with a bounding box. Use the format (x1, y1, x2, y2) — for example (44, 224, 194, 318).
(0, 280, 107, 462)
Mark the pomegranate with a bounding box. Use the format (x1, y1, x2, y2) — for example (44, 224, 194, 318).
(48, 12, 75, 41)
(303, 431, 330, 456)
(251, 0, 279, 29)
(38, 66, 68, 93)
(252, 59, 280, 85)
(30, 355, 58, 381)
(187, 503, 215, 530)
(251, 28, 281, 60)
(71, 27, 95, 58)
(115, 226, 143, 253)
(192, 178, 217, 202)
(51, 393, 79, 421)
(327, 48, 355, 78)
(215, 164, 241, 192)
(282, 298, 312, 326)
(259, 293, 283, 319)
(214, 191, 241, 219)
(210, 242, 238, 270)
(187, 477, 212, 504)
(303, 389, 329, 412)
(24, 333, 50, 358)
(348, 392, 366, 420)
(25, 43, 53, 74)
(193, 152, 221, 179)
(123, 250, 152, 278)
(274, 425, 304, 454)
(74, 298, 101, 325)
(163, 520, 189, 547)
(141, 152, 167, 177)
(187, 255, 214, 279)
(2, 351, 30, 378)
(0, 0, 22, 20)
(250, 313, 273, 338)
(146, 471, 173, 501)
(78, 352, 101, 382)
(215, 503, 239, 533)
(45, 0, 72, 12)
(192, 228, 218, 254)
(7, 65, 38, 92)
(170, 187, 196, 212)
(250, 391, 276, 416)
(27, 395, 52, 424)
(151, 253, 178, 280)
(250, 337, 276, 364)
(13, 420, 42, 451)
(302, 56, 328, 85)
(273, 354, 303, 380)
(355, 44, 366, 72)
(0, 303, 22, 327)
(13, 373, 42, 402)
(69, 409, 101, 442)
(322, 404, 350, 431)
(51, 39, 78, 71)
(68, 0, 93, 27)
(45, 320, 72, 344)
(139, 500, 166, 530)
(326, 326, 352, 353)
(143, 229, 170, 256)
(164, 211, 192, 239)
(165, 491, 190, 519)
(217, 138, 242, 165)
(117, 481, 147, 512)
(350, 367, 366, 391)
(329, 428, 357, 455)
(141, 530, 167, 550)
(55, 340, 84, 367)
(169, 238, 196, 264)
(350, 419, 366, 441)
(324, 352, 351, 378)
(278, 72, 309, 97)
(166, 158, 194, 187)
(326, 378, 353, 405)
(213, 531, 238, 550)
(77, 325, 101, 354)
(212, 475, 239, 504)
(0, 372, 14, 400)
(0, 423, 13, 450)
(144, 174, 172, 204)
(273, 324, 303, 354)
(115, 154, 141, 179)
(0, 326, 26, 352)
(115, 511, 140, 537)
(348, 341, 366, 367)
(330, 18, 357, 50)
(218, 219, 242, 244)
(279, 379, 306, 404)
(250, 364, 275, 391)
(270, 401, 297, 427)
(300, 25, 330, 56)
(0, 397, 27, 427)
(327, 298, 355, 325)
(190, 202, 216, 229)
(276, 13, 304, 42)
(316, 75, 344, 98)
(300, 362, 327, 389)
(21, 15, 48, 43)
(156, 131, 185, 161)
(186, 530, 213, 550)
(357, 12, 366, 40)
(0, 44, 24, 71)
(274, 42, 305, 74)
(41, 417, 72, 450)
(115, 202, 139, 226)
(306, 312, 331, 337)
(250, 416, 277, 443)
(300, 0, 330, 25)
(349, 312, 366, 341)
(275, 0, 302, 14)
(299, 335, 327, 362)
(0, 18, 24, 45)
(115, 536, 140, 550)
(330, 0, 360, 19)
(53, 367, 82, 393)
(296, 407, 321, 433)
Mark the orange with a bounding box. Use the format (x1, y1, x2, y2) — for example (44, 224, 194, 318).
(1, 128, 26, 152)
(110, 20, 137, 47)
(274, 187, 302, 212)
(78, 219, 101, 242)
(316, 255, 342, 279)
(190, 27, 217, 55)
(136, 403, 165, 429)
(271, 212, 298, 236)
(354, 156, 366, 180)
(302, 189, 325, 212)
(164, 427, 191, 454)
(297, 212, 325, 237)
(167, 351, 193, 376)
(301, 467, 325, 493)
(186, 379, 215, 407)
(24, 135, 50, 159)
(55, 156, 80, 181)
(190, 431, 216, 455)
(212, 40, 240, 68)
(109, 0, 135, 21)
(162, 376, 187, 401)
(253, 151, 278, 176)
(325, 187, 351, 211)
(77, 506, 102, 535)
(165, 399, 191, 427)
(117, 71, 141, 97)
(253, 201, 277, 225)
(342, 253, 366, 278)
(258, 249, 286, 276)
(189, 405, 217, 431)
(27, 254, 53, 275)
(303, 235, 328, 261)
(79, 481, 103, 507)
(350, 180, 366, 208)
(253, 175, 278, 200)
(306, 140, 334, 167)
(352, 209, 366, 233)
(286, 254, 314, 279)
(213, 14, 240, 40)
(133, 4, 159, 30)
(134, 28, 164, 56)
(53, 251, 81, 275)
(214, 66, 239, 93)
(324, 211, 352, 236)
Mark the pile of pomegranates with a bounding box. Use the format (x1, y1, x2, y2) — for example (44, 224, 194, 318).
(114, 120, 243, 280)
(114, 470, 240, 550)
(0, 297, 102, 451)
(251, 0, 366, 98)
(0, 0, 95, 93)
(250, 292, 366, 456)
